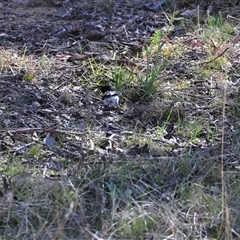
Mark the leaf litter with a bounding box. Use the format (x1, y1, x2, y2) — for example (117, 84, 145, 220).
(0, 0, 240, 239)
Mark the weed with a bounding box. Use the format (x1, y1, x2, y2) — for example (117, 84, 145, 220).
(113, 67, 133, 92)
(123, 64, 163, 103)
(117, 212, 155, 239)
(2, 156, 24, 177)
(23, 71, 35, 81)
(39, 54, 52, 71)
(203, 12, 234, 43)
(28, 144, 41, 157)
(151, 29, 162, 46)
(207, 56, 231, 70)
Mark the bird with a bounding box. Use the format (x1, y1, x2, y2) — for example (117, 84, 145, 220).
(99, 85, 119, 109)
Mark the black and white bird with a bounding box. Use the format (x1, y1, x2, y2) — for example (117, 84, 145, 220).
(99, 85, 119, 109)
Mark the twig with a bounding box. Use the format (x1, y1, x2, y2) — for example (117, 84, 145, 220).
(84, 228, 105, 240)
(198, 47, 229, 66)
(0, 127, 85, 136)
(78, 142, 84, 170)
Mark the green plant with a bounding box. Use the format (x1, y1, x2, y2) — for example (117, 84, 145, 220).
(5, 161, 25, 178)
(113, 67, 133, 92)
(116, 208, 155, 239)
(23, 71, 35, 81)
(39, 54, 52, 70)
(151, 29, 162, 45)
(204, 12, 234, 41)
(78, 43, 83, 54)
(124, 63, 163, 103)
(22, 46, 28, 59)
(208, 56, 230, 70)
(28, 144, 41, 157)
